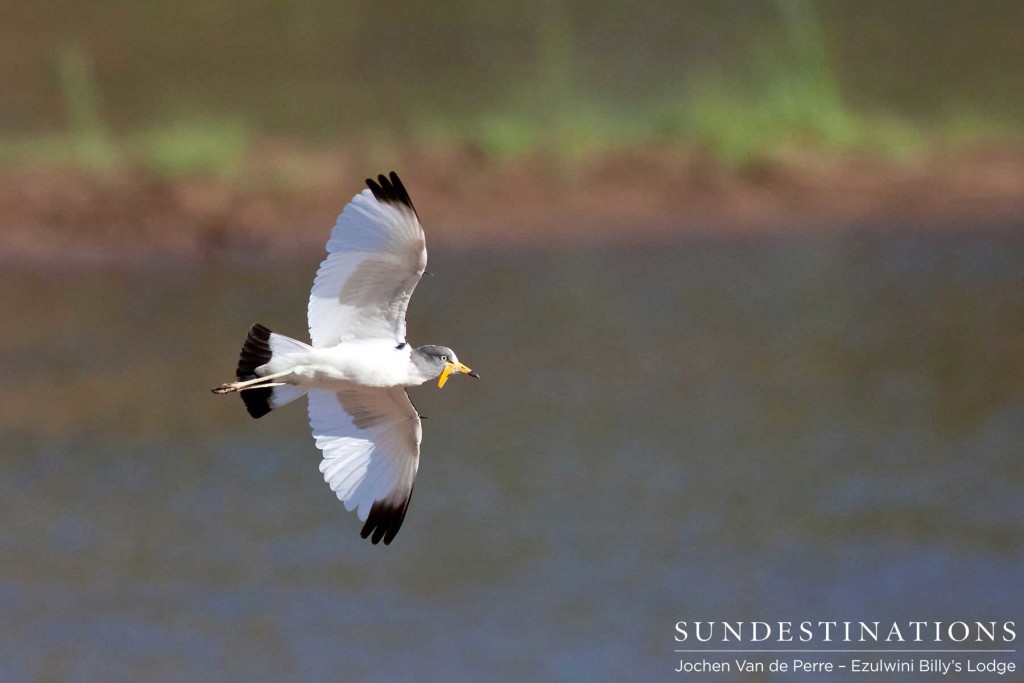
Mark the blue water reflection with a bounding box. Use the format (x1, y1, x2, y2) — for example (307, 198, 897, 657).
(1, 229, 1021, 680)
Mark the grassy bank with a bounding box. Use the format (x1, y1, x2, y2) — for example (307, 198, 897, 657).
(1, 1, 1016, 181)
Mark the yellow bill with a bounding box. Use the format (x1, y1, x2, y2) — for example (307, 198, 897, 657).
(438, 361, 478, 388)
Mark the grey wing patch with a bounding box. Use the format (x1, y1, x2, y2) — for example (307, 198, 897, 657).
(338, 259, 408, 307)
(335, 246, 425, 342)
(337, 389, 388, 429)
(336, 388, 421, 443)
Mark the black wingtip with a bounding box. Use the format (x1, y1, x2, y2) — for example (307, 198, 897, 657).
(366, 171, 416, 215)
(236, 323, 273, 419)
(360, 488, 415, 545)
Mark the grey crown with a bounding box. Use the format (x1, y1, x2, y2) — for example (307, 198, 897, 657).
(411, 344, 458, 376)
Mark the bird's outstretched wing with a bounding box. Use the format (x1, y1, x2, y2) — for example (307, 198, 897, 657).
(308, 172, 427, 347)
(307, 387, 422, 545)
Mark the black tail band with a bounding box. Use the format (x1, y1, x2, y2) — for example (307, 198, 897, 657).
(237, 323, 274, 418)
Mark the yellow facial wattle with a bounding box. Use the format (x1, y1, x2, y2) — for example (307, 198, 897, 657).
(438, 363, 454, 388)
(437, 361, 476, 388)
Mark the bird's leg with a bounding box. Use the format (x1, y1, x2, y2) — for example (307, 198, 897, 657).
(211, 370, 294, 394)
(238, 382, 286, 391)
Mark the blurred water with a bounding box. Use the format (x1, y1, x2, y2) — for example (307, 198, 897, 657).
(1, 230, 1022, 681)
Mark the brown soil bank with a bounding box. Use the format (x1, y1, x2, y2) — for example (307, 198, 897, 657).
(3, 143, 1023, 263)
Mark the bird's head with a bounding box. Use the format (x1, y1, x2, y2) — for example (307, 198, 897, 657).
(414, 345, 479, 388)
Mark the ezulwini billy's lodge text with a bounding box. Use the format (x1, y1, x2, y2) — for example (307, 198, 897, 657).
(676, 658, 1016, 675)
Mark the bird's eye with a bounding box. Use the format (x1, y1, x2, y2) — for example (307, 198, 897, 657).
(440, 355, 448, 361)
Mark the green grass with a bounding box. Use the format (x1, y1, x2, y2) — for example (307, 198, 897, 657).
(56, 43, 118, 169)
(468, 0, 927, 165)
(650, 0, 925, 164)
(403, 0, 972, 166)
(129, 116, 252, 178)
(0, 43, 252, 177)
(0, 0, 1014, 178)
(0, 116, 254, 178)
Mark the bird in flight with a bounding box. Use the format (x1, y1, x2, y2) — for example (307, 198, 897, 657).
(213, 172, 478, 545)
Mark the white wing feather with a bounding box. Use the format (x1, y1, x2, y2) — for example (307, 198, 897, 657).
(307, 387, 422, 544)
(308, 180, 426, 347)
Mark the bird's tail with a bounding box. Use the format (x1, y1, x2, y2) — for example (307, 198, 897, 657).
(235, 323, 309, 419)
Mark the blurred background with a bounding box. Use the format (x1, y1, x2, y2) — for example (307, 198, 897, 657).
(2, 1, 1022, 680)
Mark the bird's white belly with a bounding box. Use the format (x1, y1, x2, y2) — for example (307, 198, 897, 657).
(267, 341, 414, 389)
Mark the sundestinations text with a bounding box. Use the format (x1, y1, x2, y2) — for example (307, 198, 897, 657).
(674, 621, 1016, 644)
